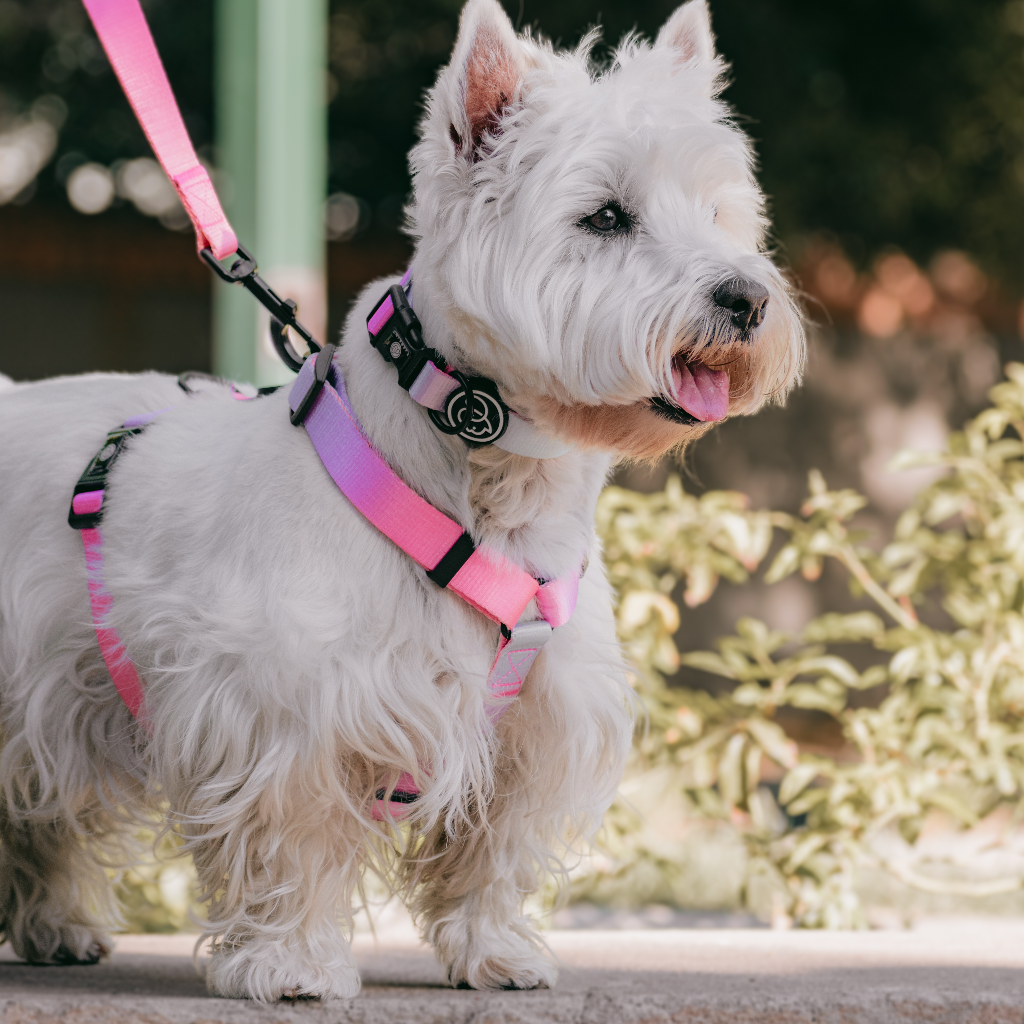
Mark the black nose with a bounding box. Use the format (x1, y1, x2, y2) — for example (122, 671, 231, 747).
(712, 279, 770, 331)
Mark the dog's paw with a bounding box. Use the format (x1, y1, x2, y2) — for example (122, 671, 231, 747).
(205, 933, 360, 1002)
(437, 921, 558, 992)
(12, 922, 112, 966)
(450, 955, 556, 991)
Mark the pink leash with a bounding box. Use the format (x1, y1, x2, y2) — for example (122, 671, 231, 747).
(75, 0, 580, 816)
(81, 0, 236, 260)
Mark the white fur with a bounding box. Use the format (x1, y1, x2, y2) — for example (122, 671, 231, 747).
(0, 0, 802, 1001)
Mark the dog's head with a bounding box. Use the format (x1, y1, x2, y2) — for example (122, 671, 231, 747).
(409, 0, 805, 459)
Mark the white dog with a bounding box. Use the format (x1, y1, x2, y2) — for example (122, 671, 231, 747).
(0, 0, 802, 1001)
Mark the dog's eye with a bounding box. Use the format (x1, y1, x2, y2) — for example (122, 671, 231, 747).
(581, 203, 630, 234)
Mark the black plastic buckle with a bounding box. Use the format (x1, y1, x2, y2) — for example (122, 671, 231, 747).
(367, 285, 439, 392)
(289, 342, 338, 426)
(68, 425, 144, 530)
(200, 245, 322, 373)
(425, 531, 475, 588)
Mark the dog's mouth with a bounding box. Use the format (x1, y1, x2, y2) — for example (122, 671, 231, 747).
(649, 351, 731, 426)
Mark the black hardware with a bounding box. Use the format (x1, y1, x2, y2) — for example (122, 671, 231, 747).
(425, 530, 475, 588)
(68, 425, 145, 530)
(289, 342, 338, 426)
(430, 374, 509, 446)
(200, 244, 322, 373)
(367, 284, 438, 391)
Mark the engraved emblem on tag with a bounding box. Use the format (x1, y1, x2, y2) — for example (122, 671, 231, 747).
(429, 377, 510, 445)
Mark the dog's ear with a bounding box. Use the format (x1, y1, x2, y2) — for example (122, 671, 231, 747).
(655, 0, 717, 66)
(445, 0, 526, 158)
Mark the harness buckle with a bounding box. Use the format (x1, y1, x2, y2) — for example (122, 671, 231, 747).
(367, 285, 437, 392)
(68, 425, 145, 530)
(289, 342, 338, 426)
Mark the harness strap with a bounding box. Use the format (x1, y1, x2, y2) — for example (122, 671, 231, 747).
(72, 494, 147, 720)
(82, 0, 237, 260)
(289, 354, 577, 630)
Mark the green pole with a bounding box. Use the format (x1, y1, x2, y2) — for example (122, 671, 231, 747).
(254, 0, 328, 388)
(212, 0, 257, 383)
(213, 0, 327, 387)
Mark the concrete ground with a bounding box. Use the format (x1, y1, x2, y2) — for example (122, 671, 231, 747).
(1, 918, 1023, 1024)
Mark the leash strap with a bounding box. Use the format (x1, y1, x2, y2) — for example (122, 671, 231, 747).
(82, 0, 237, 260)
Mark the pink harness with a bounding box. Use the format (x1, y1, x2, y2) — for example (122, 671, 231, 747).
(73, 0, 580, 818)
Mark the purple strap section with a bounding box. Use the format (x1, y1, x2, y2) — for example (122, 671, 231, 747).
(124, 406, 175, 429)
(408, 360, 460, 411)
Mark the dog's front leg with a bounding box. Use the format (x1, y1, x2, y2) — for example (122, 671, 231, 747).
(404, 778, 559, 992)
(185, 782, 363, 1002)
(404, 594, 632, 991)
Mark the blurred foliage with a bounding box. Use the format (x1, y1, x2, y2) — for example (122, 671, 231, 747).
(584, 364, 1024, 927)
(1, 0, 1024, 283)
(120, 363, 1024, 932)
(116, 831, 198, 933)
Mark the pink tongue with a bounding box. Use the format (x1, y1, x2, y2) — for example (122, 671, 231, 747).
(670, 360, 730, 422)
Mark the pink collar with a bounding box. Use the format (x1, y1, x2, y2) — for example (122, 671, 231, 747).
(366, 272, 573, 460)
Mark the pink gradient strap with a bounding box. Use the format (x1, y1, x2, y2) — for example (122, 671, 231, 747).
(72, 487, 147, 721)
(292, 357, 541, 628)
(289, 354, 582, 821)
(82, 0, 237, 260)
(408, 360, 460, 411)
(536, 574, 580, 629)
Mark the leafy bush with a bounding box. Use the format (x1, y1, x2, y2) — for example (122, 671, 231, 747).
(586, 363, 1024, 927)
(120, 364, 1024, 931)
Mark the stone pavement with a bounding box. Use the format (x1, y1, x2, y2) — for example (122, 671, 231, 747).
(1, 918, 1024, 1024)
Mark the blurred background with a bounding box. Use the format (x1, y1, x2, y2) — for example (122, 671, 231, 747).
(3, 0, 1023, 678)
(3, 0, 1024, 928)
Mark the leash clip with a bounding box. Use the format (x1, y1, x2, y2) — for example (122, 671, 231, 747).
(200, 244, 322, 373)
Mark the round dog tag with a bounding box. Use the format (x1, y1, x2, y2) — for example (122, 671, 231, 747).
(440, 379, 509, 445)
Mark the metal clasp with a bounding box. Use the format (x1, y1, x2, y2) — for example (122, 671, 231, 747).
(200, 245, 322, 373)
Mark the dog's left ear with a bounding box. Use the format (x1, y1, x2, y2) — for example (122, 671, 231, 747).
(655, 0, 717, 66)
(445, 0, 527, 159)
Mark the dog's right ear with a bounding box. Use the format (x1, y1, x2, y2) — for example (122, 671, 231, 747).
(655, 0, 717, 66)
(444, 0, 526, 159)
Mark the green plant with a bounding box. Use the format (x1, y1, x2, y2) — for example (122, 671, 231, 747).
(118, 364, 1024, 931)
(587, 364, 1024, 927)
